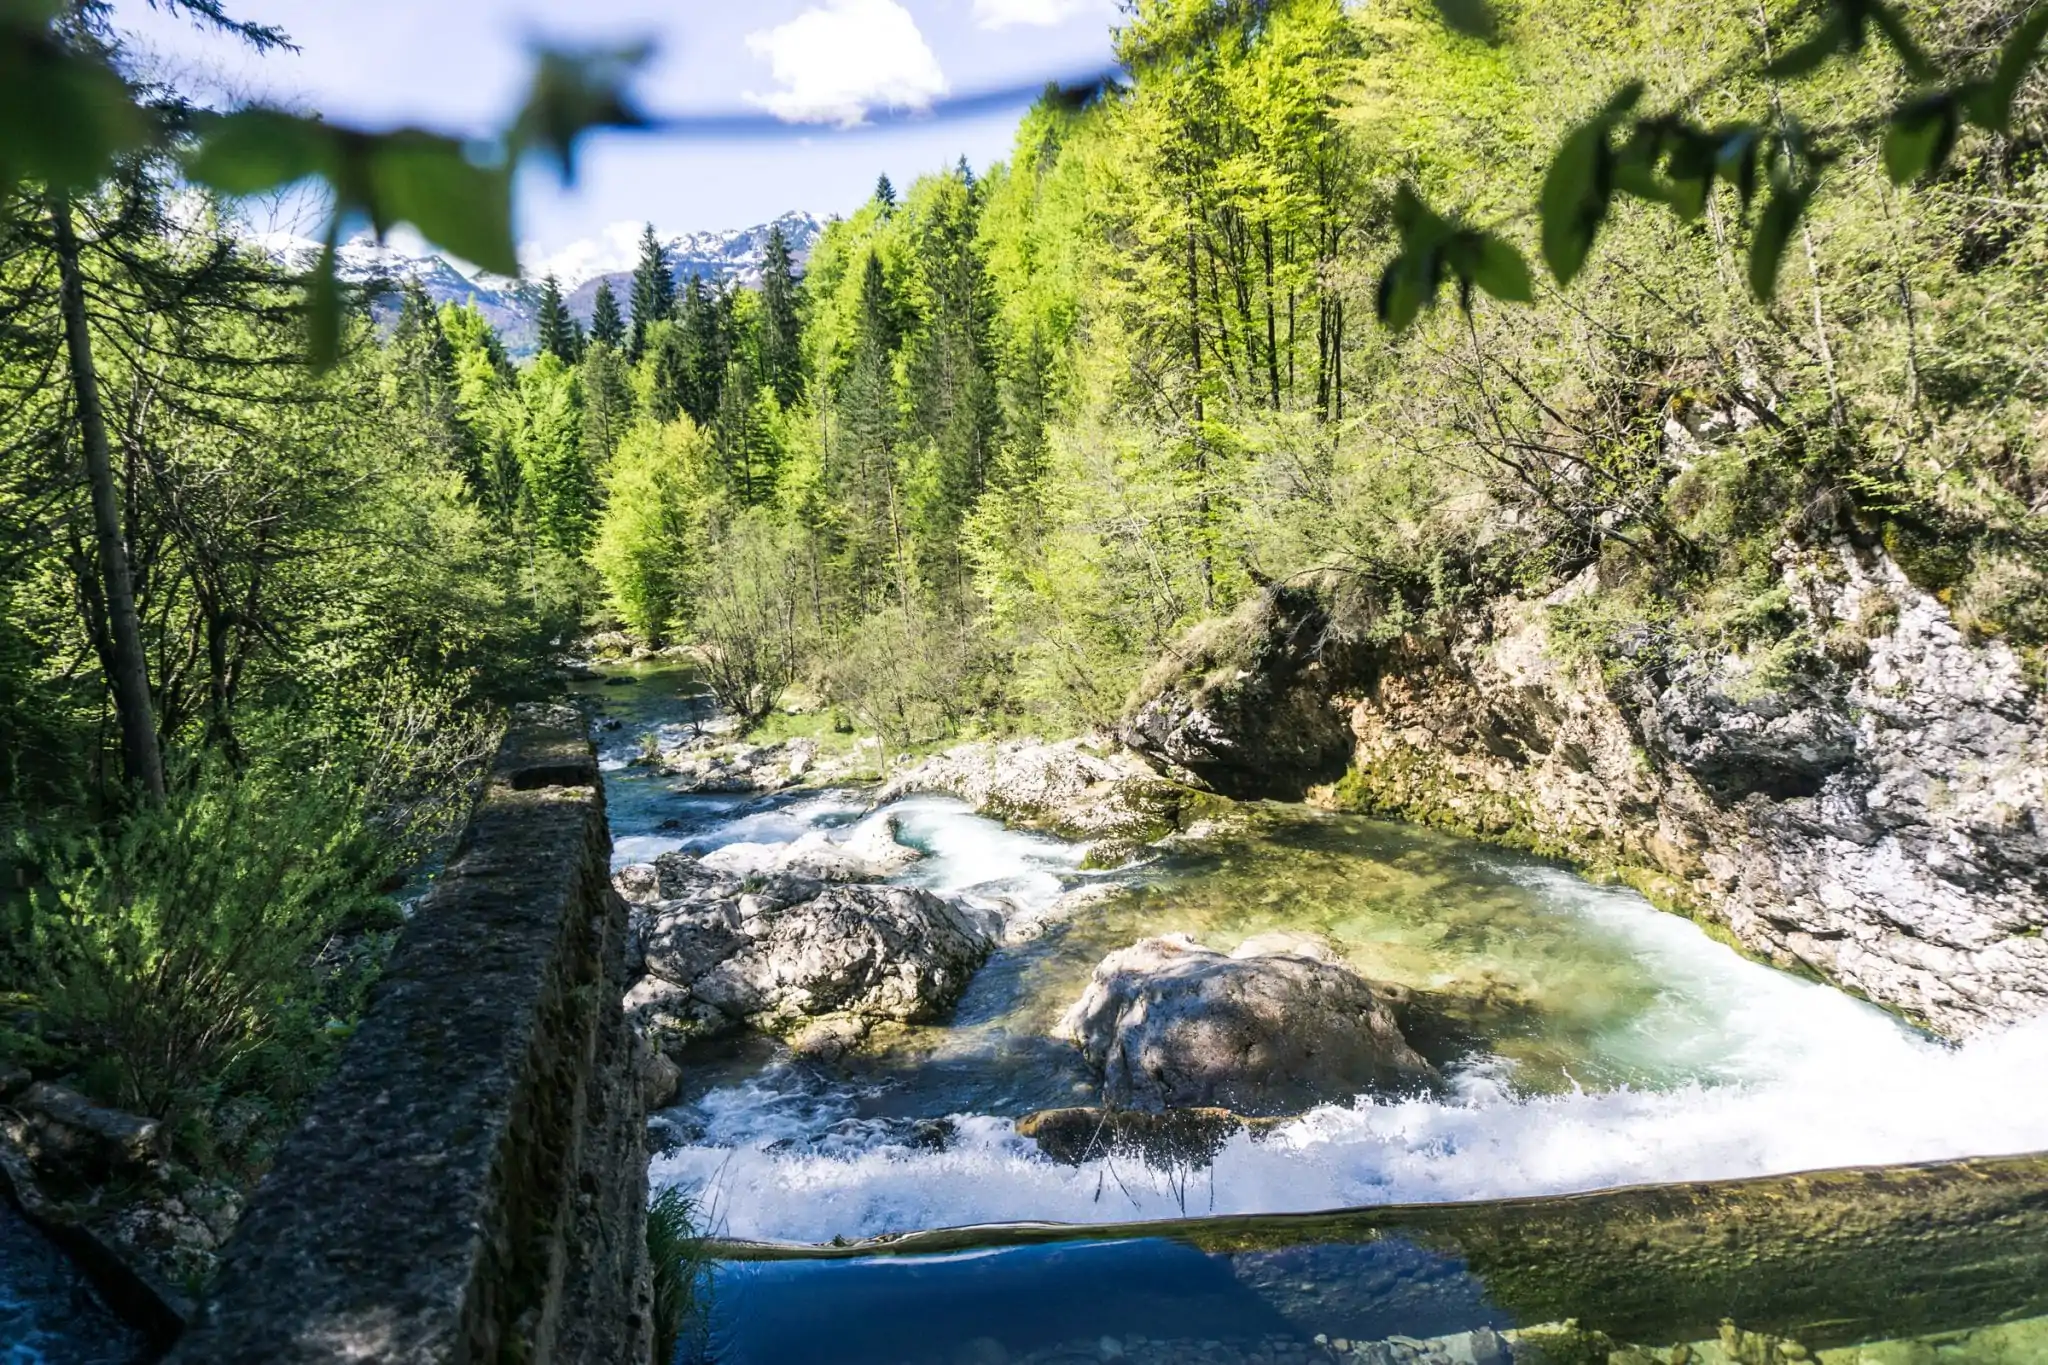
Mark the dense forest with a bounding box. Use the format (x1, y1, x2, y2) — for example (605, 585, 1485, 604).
(571, 0, 2048, 747)
(3, 0, 2046, 1207)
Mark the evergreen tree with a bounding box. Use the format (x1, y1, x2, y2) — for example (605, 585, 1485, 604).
(628, 223, 675, 360)
(675, 275, 724, 427)
(580, 339, 633, 472)
(833, 250, 906, 606)
(759, 225, 804, 406)
(874, 174, 897, 215)
(389, 280, 482, 492)
(535, 273, 579, 364)
(590, 278, 625, 348)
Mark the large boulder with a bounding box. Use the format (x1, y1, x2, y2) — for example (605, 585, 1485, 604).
(613, 850, 739, 907)
(1120, 584, 1359, 800)
(693, 886, 995, 1031)
(621, 873, 996, 1051)
(1058, 934, 1432, 1115)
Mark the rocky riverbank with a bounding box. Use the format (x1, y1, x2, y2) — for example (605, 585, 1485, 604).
(1120, 548, 2048, 1040)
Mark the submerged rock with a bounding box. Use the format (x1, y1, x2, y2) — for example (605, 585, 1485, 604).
(1058, 934, 1433, 1114)
(1015, 1105, 1283, 1167)
(877, 737, 1224, 866)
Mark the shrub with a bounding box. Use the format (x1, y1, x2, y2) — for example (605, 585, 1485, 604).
(15, 764, 393, 1119)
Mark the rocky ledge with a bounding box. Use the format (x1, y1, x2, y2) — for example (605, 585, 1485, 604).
(1122, 551, 2048, 1039)
(1058, 933, 1434, 1115)
(876, 737, 1232, 867)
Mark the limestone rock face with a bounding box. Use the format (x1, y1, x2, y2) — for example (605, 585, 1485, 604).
(1120, 585, 1359, 800)
(1316, 546, 2048, 1038)
(876, 737, 1219, 866)
(1058, 934, 1433, 1115)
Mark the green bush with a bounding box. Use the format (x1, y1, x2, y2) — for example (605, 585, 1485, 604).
(14, 764, 393, 1120)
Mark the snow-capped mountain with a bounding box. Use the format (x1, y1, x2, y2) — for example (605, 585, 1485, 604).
(253, 211, 822, 356)
(557, 212, 823, 326)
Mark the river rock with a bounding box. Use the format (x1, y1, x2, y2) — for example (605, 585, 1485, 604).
(623, 881, 996, 1052)
(1058, 935, 1433, 1114)
(698, 817, 923, 884)
(692, 886, 996, 1031)
(637, 1043, 681, 1111)
(8, 1083, 165, 1184)
(613, 850, 739, 908)
(1015, 1105, 1283, 1167)
(642, 900, 749, 985)
(877, 738, 1223, 866)
(1121, 584, 1362, 800)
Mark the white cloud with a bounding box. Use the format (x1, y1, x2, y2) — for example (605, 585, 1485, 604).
(744, 0, 948, 127)
(521, 221, 647, 289)
(972, 0, 1101, 27)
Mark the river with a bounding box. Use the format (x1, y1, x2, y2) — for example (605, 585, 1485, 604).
(581, 664, 2048, 1364)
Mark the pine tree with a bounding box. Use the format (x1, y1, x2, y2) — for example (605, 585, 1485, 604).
(580, 339, 633, 471)
(675, 275, 724, 426)
(535, 273, 578, 364)
(628, 223, 675, 360)
(874, 174, 897, 215)
(390, 280, 482, 490)
(590, 278, 625, 348)
(833, 251, 906, 607)
(759, 224, 804, 406)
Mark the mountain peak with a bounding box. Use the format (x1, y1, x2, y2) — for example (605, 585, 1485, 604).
(258, 214, 824, 357)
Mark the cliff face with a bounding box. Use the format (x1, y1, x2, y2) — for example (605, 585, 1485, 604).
(1123, 549, 2048, 1039)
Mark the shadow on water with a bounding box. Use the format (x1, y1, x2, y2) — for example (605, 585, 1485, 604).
(0, 1201, 146, 1365)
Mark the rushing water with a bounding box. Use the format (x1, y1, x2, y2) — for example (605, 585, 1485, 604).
(576, 667, 2048, 1253)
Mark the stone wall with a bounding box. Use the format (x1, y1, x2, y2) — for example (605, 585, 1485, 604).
(1123, 549, 2048, 1039)
(170, 717, 652, 1365)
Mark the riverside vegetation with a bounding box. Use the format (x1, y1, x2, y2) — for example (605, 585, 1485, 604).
(2, 0, 2047, 1354)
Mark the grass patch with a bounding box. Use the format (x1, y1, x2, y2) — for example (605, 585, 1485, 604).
(648, 1183, 715, 1365)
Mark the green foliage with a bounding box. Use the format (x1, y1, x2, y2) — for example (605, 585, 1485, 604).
(590, 417, 712, 642)
(694, 510, 812, 728)
(647, 1184, 714, 1365)
(12, 762, 392, 1119)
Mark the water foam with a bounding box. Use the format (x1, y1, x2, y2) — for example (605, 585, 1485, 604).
(654, 1013, 2048, 1244)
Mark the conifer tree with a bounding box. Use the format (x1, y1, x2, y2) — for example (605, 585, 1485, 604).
(535, 273, 578, 364)
(390, 280, 482, 490)
(590, 278, 625, 348)
(628, 223, 675, 360)
(874, 174, 897, 215)
(759, 224, 804, 406)
(675, 275, 724, 427)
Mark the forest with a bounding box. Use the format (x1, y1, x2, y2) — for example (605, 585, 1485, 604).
(3, 0, 2046, 1240)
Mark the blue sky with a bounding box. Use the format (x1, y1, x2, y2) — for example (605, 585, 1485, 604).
(113, 0, 1119, 276)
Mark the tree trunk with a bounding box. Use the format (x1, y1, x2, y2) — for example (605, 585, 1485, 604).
(51, 190, 165, 803)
